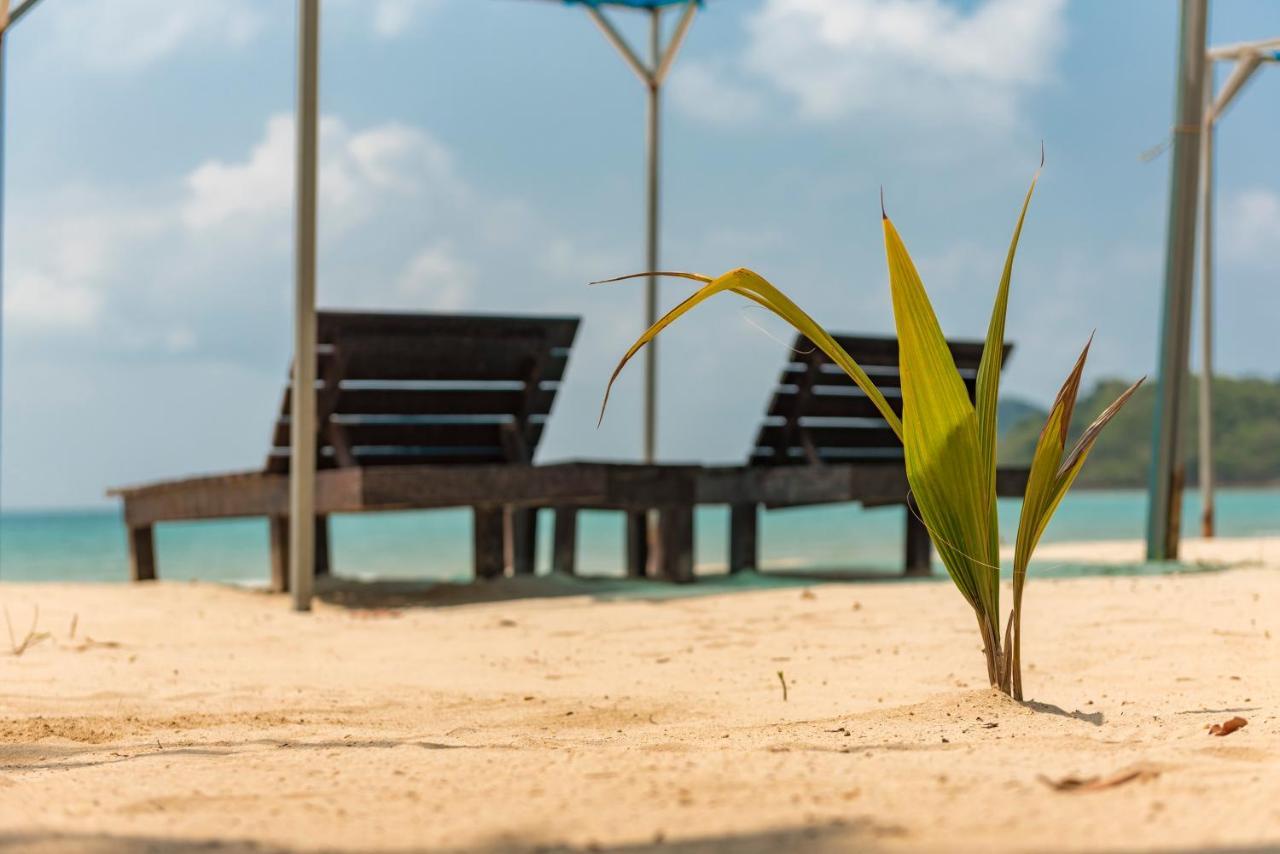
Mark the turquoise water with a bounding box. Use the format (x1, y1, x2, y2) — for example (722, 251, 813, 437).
(1, 488, 1276, 584)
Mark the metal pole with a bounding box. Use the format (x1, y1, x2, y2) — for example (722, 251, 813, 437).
(1197, 68, 1215, 539)
(1146, 0, 1208, 561)
(290, 0, 320, 610)
(0, 18, 7, 538)
(643, 7, 660, 464)
(8, 0, 48, 28)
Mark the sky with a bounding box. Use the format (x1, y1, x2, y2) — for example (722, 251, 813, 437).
(1, 0, 1278, 509)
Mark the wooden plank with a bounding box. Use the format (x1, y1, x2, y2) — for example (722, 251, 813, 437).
(268, 448, 512, 473)
(729, 503, 758, 574)
(601, 465, 699, 508)
(128, 526, 156, 582)
(114, 463, 1027, 527)
(756, 423, 901, 450)
(333, 343, 569, 384)
(359, 463, 607, 511)
(269, 516, 289, 592)
(271, 419, 544, 450)
(114, 469, 362, 526)
(473, 507, 505, 580)
(318, 311, 579, 350)
(552, 507, 577, 575)
(651, 505, 695, 583)
(625, 511, 648, 579)
(786, 334, 1000, 370)
(504, 506, 537, 575)
(334, 387, 558, 417)
(779, 366, 975, 391)
(315, 514, 331, 577)
(768, 390, 904, 419)
(904, 498, 932, 577)
(995, 466, 1031, 497)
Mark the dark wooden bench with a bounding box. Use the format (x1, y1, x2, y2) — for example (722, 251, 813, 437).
(110, 321, 1029, 587)
(547, 333, 1028, 580)
(733, 332, 1022, 575)
(111, 311, 580, 588)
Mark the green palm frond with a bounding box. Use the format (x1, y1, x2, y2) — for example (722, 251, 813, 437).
(597, 162, 1140, 698)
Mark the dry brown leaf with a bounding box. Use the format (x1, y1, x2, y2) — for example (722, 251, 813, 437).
(1038, 767, 1159, 792)
(1207, 716, 1247, 736)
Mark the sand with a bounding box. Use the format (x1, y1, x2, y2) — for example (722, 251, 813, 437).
(1, 543, 1277, 853)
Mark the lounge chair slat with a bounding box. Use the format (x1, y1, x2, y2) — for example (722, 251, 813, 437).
(332, 388, 558, 417)
(752, 333, 1009, 468)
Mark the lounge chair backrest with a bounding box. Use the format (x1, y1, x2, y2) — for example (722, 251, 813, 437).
(750, 333, 1011, 466)
(266, 311, 579, 473)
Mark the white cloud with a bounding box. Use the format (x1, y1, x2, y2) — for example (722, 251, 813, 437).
(3, 272, 103, 333)
(674, 0, 1067, 132)
(371, 0, 420, 39)
(1222, 188, 1280, 264)
(396, 243, 475, 310)
(671, 62, 767, 126)
(182, 115, 461, 233)
(42, 0, 263, 72)
(7, 111, 632, 372)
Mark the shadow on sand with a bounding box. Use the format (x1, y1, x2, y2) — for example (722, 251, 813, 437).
(306, 568, 929, 611)
(1024, 699, 1105, 726)
(0, 822, 904, 854)
(3, 828, 1277, 854)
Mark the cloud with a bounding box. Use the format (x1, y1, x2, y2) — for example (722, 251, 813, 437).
(30, 0, 437, 74)
(673, 0, 1067, 132)
(671, 62, 767, 125)
(371, 0, 427, 39)
(181, 115, 460, 233)
(5, 110, 639, 394)
(3, 272, 103, 333)
(396, 243, 476, 310)
(40, 0, 264, 72)
(1222, 188, 1280, 264)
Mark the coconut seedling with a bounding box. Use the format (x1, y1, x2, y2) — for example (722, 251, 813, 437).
(595, 166, 1142, 699)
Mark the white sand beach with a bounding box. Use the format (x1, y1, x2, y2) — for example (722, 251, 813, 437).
(1, 543, 1277, 853)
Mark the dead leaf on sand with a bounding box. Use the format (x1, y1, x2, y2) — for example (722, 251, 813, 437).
(1207, 716, 1247, 737)
(1038, 766, 1160, 792)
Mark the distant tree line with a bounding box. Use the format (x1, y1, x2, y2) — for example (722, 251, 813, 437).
(999, 375, 1280, 488)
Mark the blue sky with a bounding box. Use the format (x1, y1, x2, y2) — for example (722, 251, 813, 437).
(2, 0, 1278, 508)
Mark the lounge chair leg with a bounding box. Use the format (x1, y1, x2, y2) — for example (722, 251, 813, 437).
(552, 507, 577, 575)
(505, 506, 537, 576)
(652, 505, 695, 584)
(128, 525, 156, 582)
(315, 515, 331, 577)
(269, 516, 290, 593)
(729, 503, 758, 574)
(473, 506, 505, 580)
(625, 510, 649, 579)
(904, 499, 932, 577)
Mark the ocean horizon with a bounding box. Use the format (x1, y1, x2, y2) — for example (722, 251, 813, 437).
(2, 487, 1276, 585)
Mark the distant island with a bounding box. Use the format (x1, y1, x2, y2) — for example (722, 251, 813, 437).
(998, 376, 1280, 488)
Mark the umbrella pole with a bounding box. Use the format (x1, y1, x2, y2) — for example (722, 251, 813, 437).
(1197, 70, 1215, 539)
(1146, 0, 1207, 561)
(644, 8, 660, 464)
(290, 0, 320, 611)
(586, 2, 697, 465)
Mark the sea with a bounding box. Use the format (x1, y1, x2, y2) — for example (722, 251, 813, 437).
(1, 488, 1276, 585)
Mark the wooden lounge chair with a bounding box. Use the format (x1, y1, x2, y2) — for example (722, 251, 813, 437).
(112, 319, 1028, 588)
(110, 311, 581, 588)
(548, 332, 1029, 581)
(722, 332, 1027, 576)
